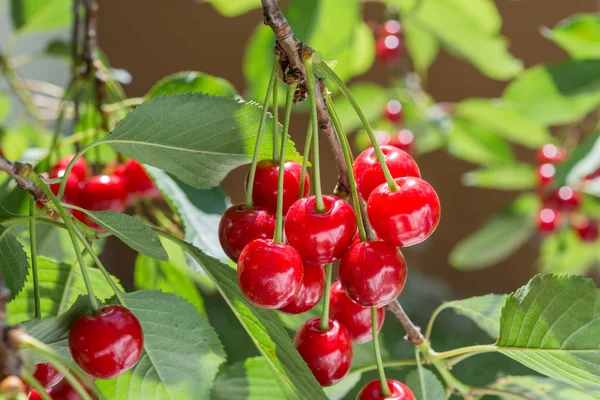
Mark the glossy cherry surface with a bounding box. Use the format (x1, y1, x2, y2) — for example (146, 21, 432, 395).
(383, 100, 404, 124)
(329, 280, 385, 343)
(218, 204, 276, 262)
(537, 208, 559, 234)
(357, 379, 416, 400)
(353, 145, 420, 201)
(81, 175, 127, 213)
(294, 317, 353, 387)
(285, 195, 357, 263)
(47, 378, 95, 400)
(280, 262, 325, 314)
(49, 168, 82, 206)
(367, 177, 440, 247)
(118, 160, 161, 201)
(237, 239, 303, 309)
(33, 363, 63, 389)
(574, 217, 599, 242)
(247, 160, 309, 215)
(537, 144, 567, 164)
(53, 155, 90, 181)
(69, 305, 144, 379)
(28, 389, 43, 400)
(376, 36, 404, 63)
(544, 186, 581, 212)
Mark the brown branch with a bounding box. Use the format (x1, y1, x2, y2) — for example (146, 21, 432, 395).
(0, 157, 48, 202)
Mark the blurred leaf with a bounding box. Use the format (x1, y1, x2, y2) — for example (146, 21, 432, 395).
(491, 375, 594, 399)
(211, 357, 284, 400)
(203, 0, 261, 16)
(540, 229, 599, 275)
(447, 118, 515, 166)
(456, 98, 552, 148)
(432, 294, 507, 338)
(554, 129, 600, 198)
(323, 374, 362, 400)
(44, 39, 71, 59)
(0, 94, 12, 123)
(462, 163, 536, 190)
(332, 83, 387, 133)
(543, 14, 600, 59)
(449, 194, 538, 270)
(10, 0, 73, 34)
(405, 368, 446, 400)
(0, 226, 29, 301)
(147, 71, 239, 99)
(351, 23, 376, 77)
(404, 19, 440, 74)
(503, 60, 600, 125)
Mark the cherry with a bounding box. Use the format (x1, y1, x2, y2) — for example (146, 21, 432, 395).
(537, 144, 567, 164)
(573, 217, 599, 242)
(69, 305, 144, 379)
(81, 175, 127, 213)
(280, 262, 325, 314)
(247, 160, 310, 215)
(29, 389, 43, 400)
(389, 129, 414, 153)
(47, 378, 96, 400)
(537, 208, 559, 234)
(117, 160, 161, 202)
(383, 100, 404, 124)
(53, 155, 90, 181)
(376, 36, 404, 64)
(329, 280, 385, 343)
(378, 20, 403, 38)
(544, 186, 581, 212)
(49, 168, 82, 206)
(218, 204, 276, 262)
(237, 239, 303, 309)
(339, 241, 407, 307)
(33, 363, 63, 389)
(285, 195, 357, 263)
(357, 379, 416, 400)
(367, 177, 441, 247)
(294, 317, 352, 387)
(353, 145, 420, 201)
(537, 163, 555, 189)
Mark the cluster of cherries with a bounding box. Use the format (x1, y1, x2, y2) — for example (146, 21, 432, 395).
(219, 142, 439, 398)
(375, 20, 405, 65)
(535, 144, 598, 242)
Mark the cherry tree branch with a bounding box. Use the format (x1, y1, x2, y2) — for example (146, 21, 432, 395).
(0, 156, 48, 202)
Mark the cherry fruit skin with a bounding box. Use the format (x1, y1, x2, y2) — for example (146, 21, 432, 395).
(247, 160, 310, 215)
(367, 177, 441, 247)
(384, 100, 404, 124)
(280, 262, 325, 314)
(537, 144, 567, 164)
(33, 363, 63, 389)
(329, 280, 385, 343)
(544, 186, 581, 212)
(357, 379, 416, 400)
(339, 241, 407, 307)
(378, 20, 403, 38)
(218, 204, 276, 262)
(537, 208, 559, 234)
(574, 218, 599, 242)
(285, 195, 357, 264)
(68, 305, 144, 379)
(537, 163, 556, 189)
(47, 378, 95, 400)
(237, 239, 303, 309)
(294, 317, 353, 387)
(353, 145, 420, 201)
(28, 389, 43, 400)
(53, 155, 90, 181)
(376, 36, 404, 63)
(49, 168, 82, 206)
(118, 160, 161, 201)
(389, 129, 414, 153)
(81, 175, 127, 213)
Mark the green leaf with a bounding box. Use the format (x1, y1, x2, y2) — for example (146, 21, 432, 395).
(0, 93, 12, 123)
(496, 274, 600, 393)
(82, 211, 168, 261)
(449, 194, 537, 270)
(462, 164, 536, 191)
(554, 129, 600, 197)
(323, 374, 362, 400)
(351, 23, 376, 77)
(332, 83, 387, 133)
(543, 14, 600, 59)
(491, 375, 594, 399)
(405, 368, 446, 400)
(203, 0, 261, 17)
(44, 39, 71, 60)
(433, 294, 507, 338)
(211, 357, 284, 400)
(404, 19, 440, 74)
(447, 118, 515, 166)
(0, 226, 29, 301)
(98, 291, 226, 400)
(540, 229, 599, 275)
(101, 93, 300, 189)
(503, 60, 600, 126)
(7, 256, 121, 324)
(10, 0, 73, 34)
(147, 71, 239, 99)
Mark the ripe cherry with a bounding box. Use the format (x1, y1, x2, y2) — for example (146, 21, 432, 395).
(378, 20, 403, 38)
(367, 177, 441, 247)
(544, 186, 581, 212)
(285, 195, 357, 263)
(28, 389, 43, 400)
(357, 379, 416, 400)
(81, 175, 127, 213)
(376, 36, 404, 64)
(339, 241, 407, 307)
(47, 377, 95, 400)
(389, 129, 414, 153)
(116, 160, 161, 202)
(33, 363, 63, 389)
(218, 204, 276, 262)
(353, 145, 420, 201)
(247, 160, 310, 215)
(69, 305, 144, 379)
(383, 100, 404, 124)
(237, 239, 303, 309)
(573, 217, 599, 242)
(53, 155, 90, 181)
(329, 280, 385, 343)
(537, 144, 567, 164)
(537, 163, 555, 189)
(294, 317, 352, 387)
(537, 208, 559, 234)
(280, 262, 325, 314)
(49, 168, 82, 206)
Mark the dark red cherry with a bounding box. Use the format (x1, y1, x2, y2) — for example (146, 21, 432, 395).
(280, 262, 325, 314)
(367, 177, 441, 247)
(116, 160, 161, 203)
(389, 129, 414, 153)
(294, 317, 352, 387)
(537, 163, 555, 189)
(285, 195, 357, 263)
(81, 175, 127, 213)
(378, 20, 403, 38)
(339, 241, 407, 307)
(49, 168, 82, 206)
(47, 377, 96, 400)
(537, 144, 567, 164)
(53, 155, 90, 181)
(33, 363, 63, 389)
(68, 305, 144, 379)
(353, 145, 420, 201)
(537, 208, 559, 234)
(544, 186, 581, 212)
(357, 379, 416, 400)
(218, 204, 276, 262)
(237, 239, 303, 309)
(28, 389, 43, 400)
(383, 100, 404, 124)
(247, 160, 310, 215)
(376, 36, 404, 63)
(329, 280, 385, 343)
(573, 217, 599, 242)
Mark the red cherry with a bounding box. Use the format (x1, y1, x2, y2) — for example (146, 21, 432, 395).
(537, 163, 556, 189)
(294, 317, 352, 387)
(383, 100, 404, 124)
(544, 186, 581, 212)
(339, 241, 407, 307)
(389, 129, 414, 153)
(33, 363, 63, 389)
(53, 155, 90, 181)
(81, 175, 127, 213)
(49, 169, 82, 206)
(353, 145, 420, 201)
(279, 262, 325, 314)
(218, 204, 276, 262)
(118, 160, 161, 201)
(247, 160, 310, 215)
(285, 195, 357, 263)
(237, 239, 303, 309)
(367, 177, 441, 247)
(378, 20, 403, 38)
(376, 36, 404, 63)
(47, 377, 96, 400)
(537, 208, 559, 234)
(537, 144, 567, 164)
(329, 280, 385, 343)
(357, 379, 416, 400)
(28, 389, 43, 400)
(69, 305, 144, 379)
(573, 217, 599, 242)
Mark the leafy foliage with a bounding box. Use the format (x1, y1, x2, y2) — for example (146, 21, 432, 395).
(0, 226, 30, 301)
(10, 0, 72, 33)
(147, 72, 239, 99)
(211, 357, 284, 400)
(554, 129, 600, 197)
(405, 368, 446, 400)
(540, 229, 599, 275)
(203, 0, 262, 17)
(491, 375, 594, 399)
(543, 14, 600, 60)
(462, 164, 536, 191)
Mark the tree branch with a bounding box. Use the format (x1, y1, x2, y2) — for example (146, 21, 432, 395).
(0, 156, 48, 202)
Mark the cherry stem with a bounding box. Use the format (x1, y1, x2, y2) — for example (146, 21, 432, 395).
(28, 199, 41, 319)
(245, 56, 280, 210)
(272, 66, 280, 161)
(315, 60, 398, 192)
(298, 124, 313, 199)
(419, 341, 471, 396)
(372, 307, 392, 397)
(319, 263, 333, 331)
(21, 370, 52, 400)
(57, 141, 98, 198)
(325, 94, 367, 242)
(273, 83, 297, 243)
(304, 57, 326, 212)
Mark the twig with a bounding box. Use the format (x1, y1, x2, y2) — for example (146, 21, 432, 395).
(387, 299, 424, 344)
(0, 156, 48, 202)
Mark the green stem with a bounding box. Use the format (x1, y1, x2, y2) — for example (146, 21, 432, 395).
(102, 97, 144, 113)
(298, 124, 313, 199)
(419, 341, 471, 396)
(29, 200, 41, 319)
(372, 307, 391, 397)
(315, 60, 397, 191)
(319, 264, 333, 331)
(304, 58, 326, 212)
(245, 57, 279, 210)
(430, 344, 497, 360)
(57, 141, 100, 198)
(21, 370, 52, 400)
(424, 302, 449, 339)
(272, 68, 280, 161)
(273, 83, 296, 243)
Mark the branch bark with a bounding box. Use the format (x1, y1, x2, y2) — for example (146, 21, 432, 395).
(0, 157, 48, 202)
